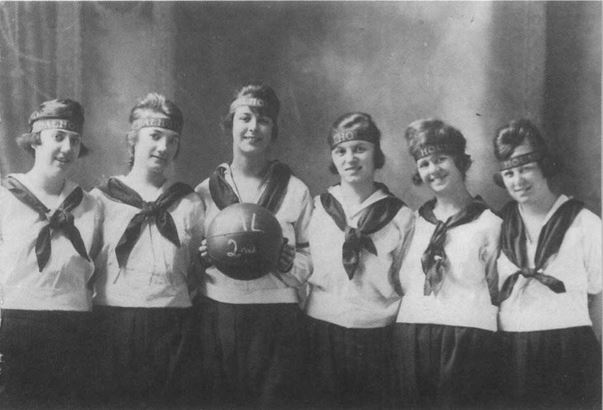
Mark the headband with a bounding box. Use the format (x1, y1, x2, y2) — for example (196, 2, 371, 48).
(31, 119, 82, 134)
(330, 129, 379, 148)
(229, 97, 266, 114)
(130, 117, 181, 134)
(412, 143, 459, 161)
(499, 151, 543, 171)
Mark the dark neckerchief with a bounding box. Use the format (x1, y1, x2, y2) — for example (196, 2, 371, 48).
(6, 176, 89, 272)
(320, 183, 404, 280)
(419, 197, 488, 296)
(208, 161, 292, 213)
(498, 198, 583, 303)
(98, 177, 193, 270)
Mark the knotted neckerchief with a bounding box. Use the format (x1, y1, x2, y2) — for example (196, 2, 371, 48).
(98, 178, 193, 269)
(498, 199, 583, 303)
(320, 183, 404, 280)
(208, 161, 292, 213)
(419, 197, 488, 295)
(6, 176, 89, 272)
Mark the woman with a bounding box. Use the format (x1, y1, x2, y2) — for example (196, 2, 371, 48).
(195, 83, 313, 408)
(304, 112, 413, 408)
(493, 119, 601, 408)
(90, 93, 204, 406)
(393, 119, 501, 408)
(0, 99, 101, 407)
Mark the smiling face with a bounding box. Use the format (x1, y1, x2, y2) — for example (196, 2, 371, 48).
(33, 128, 81, 174)
(416, 152, 464, 195)
(132, 125, 180, 174)
(331, 140, 376, 185)
(231, 105, 273, 156)
(500, 140, 549, 205)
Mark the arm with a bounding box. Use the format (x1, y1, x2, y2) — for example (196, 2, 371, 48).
(277, 187, 314, 288)
(481, 216, 502, 306)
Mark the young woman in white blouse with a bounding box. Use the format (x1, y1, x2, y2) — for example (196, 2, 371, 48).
(393, 119, 502, 408)
(195, 83, 313, 408)
(0, 99, 101, 407)
(90, 93, 204, 407)
(493, 119, 601, 409)
(304, 112, 413, 408)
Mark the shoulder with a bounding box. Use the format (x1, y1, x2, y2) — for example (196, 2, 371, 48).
(193, 177, 212, 210)
(573, 207, 601, 237)
(393, 203, 414, 228)
(479, 208, 503, 227)
(286, 174, 311, 200)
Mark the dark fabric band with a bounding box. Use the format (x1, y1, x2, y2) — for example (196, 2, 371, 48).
(498, 198, 583, 303)
(320, 183, 404, 280)
(419, 197, 489, 296)
(98, 178, 192, 271)
(499, 151, 543, 171)
(208, 161, 292, 213)
(6, 176, 89, 271)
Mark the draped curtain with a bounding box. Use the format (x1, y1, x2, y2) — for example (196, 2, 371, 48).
(0, 2, 82, 178)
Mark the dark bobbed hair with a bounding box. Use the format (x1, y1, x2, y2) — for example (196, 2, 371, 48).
(16, 98, 89, 157)
(221, 83, 280, 140)
(492, 118, 562, 187)
(404, 118, 472, 185)
(126, 92, 183, 168)
(328, 112, 386, 174)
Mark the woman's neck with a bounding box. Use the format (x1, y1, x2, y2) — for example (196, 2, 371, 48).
(26, 166, 65, 196)
(126, 165, 166, 188)
(231, 153, 269, 178)
(520, 188, 558, 219)
(340, 179, 376, 207)
(433, 185, 473, 220)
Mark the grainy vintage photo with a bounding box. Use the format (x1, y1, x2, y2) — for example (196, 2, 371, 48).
(0, 1, 600, 409)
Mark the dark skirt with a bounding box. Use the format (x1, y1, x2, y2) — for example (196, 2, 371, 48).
(197, 297, 307, 409)
(90, 305, 197, 408)
(393, 323, 501, 409)
(305, 316, 397, 409)
(500, 326, 602, 410)
(0, 309, 91, 409)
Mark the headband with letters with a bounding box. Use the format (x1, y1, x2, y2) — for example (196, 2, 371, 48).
(329, 128, 379, 149)
(31, 119, 82, 134)
(499, 151, 543, 171)
(130, 117, 181, 134)
(411, 143, 460, 161)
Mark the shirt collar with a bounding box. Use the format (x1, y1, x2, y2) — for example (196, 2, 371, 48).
(327, 184, 390, 220)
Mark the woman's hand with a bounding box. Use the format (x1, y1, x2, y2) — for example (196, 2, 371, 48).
(198, 239, 213, 267)
(277, 238, 295, 273)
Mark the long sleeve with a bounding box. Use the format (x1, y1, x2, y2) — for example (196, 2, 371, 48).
(279, 186, 313, 288)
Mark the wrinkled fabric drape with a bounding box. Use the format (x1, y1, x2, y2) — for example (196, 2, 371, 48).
(0, 2, 82, 178)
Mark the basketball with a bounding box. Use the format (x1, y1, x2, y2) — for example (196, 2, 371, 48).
(206, 203, 284, 280)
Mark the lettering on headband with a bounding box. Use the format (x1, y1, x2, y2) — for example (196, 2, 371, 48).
(413, 143, 457, 160)
(131, 118, 181, 133)
(500, 151, 543, 170)
(229, 97, 266, 113)
(330, 130, 378, 148)
(31, 119, 81, 134)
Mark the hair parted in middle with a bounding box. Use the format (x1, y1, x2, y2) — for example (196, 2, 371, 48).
(404, 118, 472, 185)
(125, 92, 183, 168)
(222, 83, 280, 140)
(327, 112, 386, 174)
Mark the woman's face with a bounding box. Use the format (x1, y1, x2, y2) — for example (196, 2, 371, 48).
(331, 140, 376, 185)
(500, 140, 549, 206)
(232, 105, 273, 155)
(132, 125, 180, 174)
(33, 128, 81, 174)
(416, 152, 464, 195)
